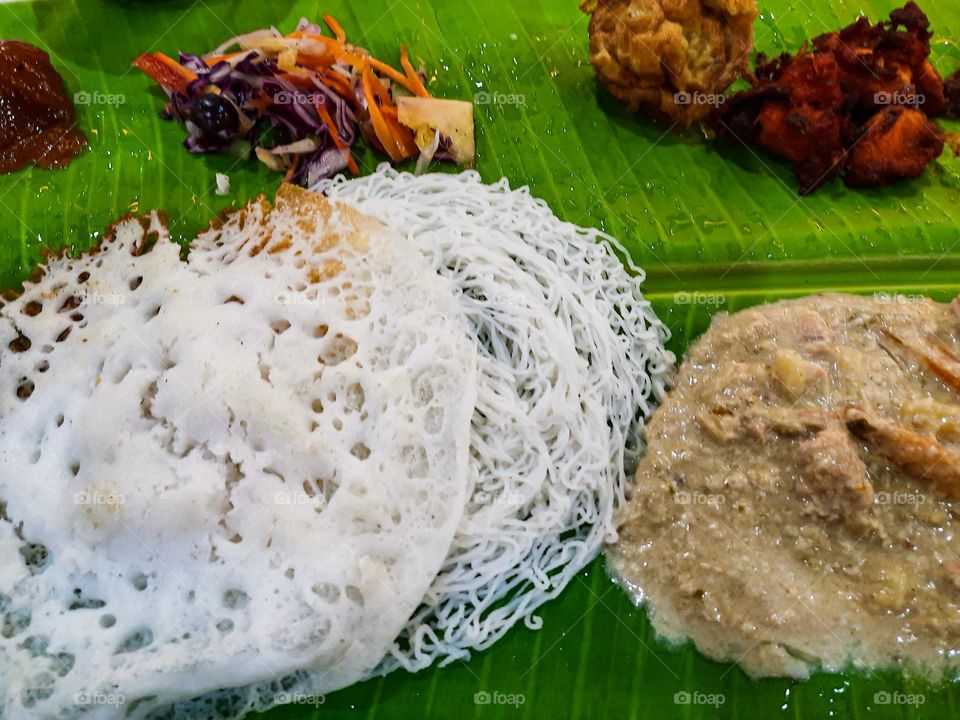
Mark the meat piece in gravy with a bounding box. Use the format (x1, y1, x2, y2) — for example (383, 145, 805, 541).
(797, 425, 874, 528)
(844, 406, 960, 499)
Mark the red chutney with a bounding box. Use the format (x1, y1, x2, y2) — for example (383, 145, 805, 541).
(0, 40, 87, 172)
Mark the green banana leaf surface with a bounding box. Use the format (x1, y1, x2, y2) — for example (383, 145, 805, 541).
(1, 0, 959, 718)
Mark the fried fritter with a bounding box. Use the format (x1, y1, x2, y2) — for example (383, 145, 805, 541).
(712, 2, 951, 194)
(581, 0, 758, 127)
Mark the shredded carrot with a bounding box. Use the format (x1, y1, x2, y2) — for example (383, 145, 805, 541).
(295, 47, 336, 69)
(399, 46, 429, 98)
(366, 68, 406, 118)
(361, 69, 417, 161)
(366, 57, 419, 95)
(286, 32, 365, 67)
(153, 52, 197, 82)
(278, 69, 316, 86)
(327, 45, 366, 68)
(285, 30, 313, 40)
(386, 114, 418, 157)
(362, 69, 406, 161)
(133, 53, 193, 94)
(322, 14, 347, 44)
(284, 30, 414, 95)
(316, 101, 360, 175)
(361, 68, 394, 158)
(317, 70, 354, 99)
(204, 50, 246, 65)
(283, 153, 300, 182)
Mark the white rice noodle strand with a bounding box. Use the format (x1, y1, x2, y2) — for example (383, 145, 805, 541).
(315, 165, 674, 672)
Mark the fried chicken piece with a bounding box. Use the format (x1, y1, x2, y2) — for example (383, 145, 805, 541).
(714, 53, 848, 193)
(916, 61, 948, 117)
(846, 106, 943, 187)
(581, 0, 758, 127)
(946, 70, 960, 119)
(811, 2, 944, 117)
(844, 406, 960, 499)
(757, 104, 848, 193)
(711, 2, 950, 193)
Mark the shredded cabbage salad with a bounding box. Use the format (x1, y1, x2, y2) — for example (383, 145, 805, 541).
(133, 16, 474, 186)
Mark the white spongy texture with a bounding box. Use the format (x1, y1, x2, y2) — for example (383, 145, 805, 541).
(316, 165, 673, 671)
(0, 185, 477, 719)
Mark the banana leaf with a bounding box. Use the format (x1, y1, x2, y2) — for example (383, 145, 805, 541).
(0, 0, 958, 717)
